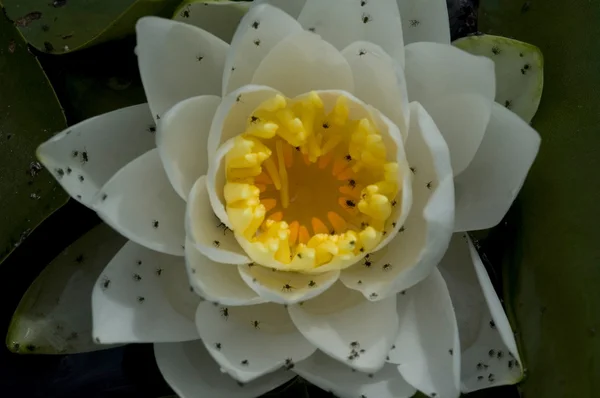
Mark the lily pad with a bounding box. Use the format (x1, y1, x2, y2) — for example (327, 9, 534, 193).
(453, 34, 543, 123)
(172, 0, 251, 43)
(480, 1, 600, 397)
(0, 12, 67, 264)
(6, 223, 126, 354)
(1, 0, 181, 53)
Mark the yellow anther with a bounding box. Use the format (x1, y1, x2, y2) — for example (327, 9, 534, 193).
(246, 121, 279, 139)
(224, 183, 260, 206)
(359, 227, 380, 252)
(332, 95, 349, 126)
(276, 140, 289, 208)
(263, 156, 281, 190)
(260, 94, 287, 112)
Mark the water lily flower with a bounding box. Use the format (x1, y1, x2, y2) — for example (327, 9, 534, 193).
(36, 0, 542, 397)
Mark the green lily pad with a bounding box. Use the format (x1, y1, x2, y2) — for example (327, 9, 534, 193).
(0, 12, 67, 264)
(172, 0, 250, 43)
(6, 223, 126, 354)
(453, 34, 543, 123)
(0, 0, 181, 53)
(480, 1, 600, 397)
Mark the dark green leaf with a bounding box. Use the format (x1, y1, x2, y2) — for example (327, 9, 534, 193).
(480, 1, 600, 397)
(0, 12, 67, 263)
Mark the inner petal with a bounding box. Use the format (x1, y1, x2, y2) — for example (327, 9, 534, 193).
(223, 92, 404, 273)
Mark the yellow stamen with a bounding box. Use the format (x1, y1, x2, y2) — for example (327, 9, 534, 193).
(276, 140, 289, 208)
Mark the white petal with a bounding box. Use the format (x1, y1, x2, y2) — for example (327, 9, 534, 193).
(36, 104, 155, 207)
(222, 4, 303, 95)
(238, 263, 339, 304)
(207, 138, 235, 228)
(397, 0, 450, 45)
(92, 241, 200, 344)
(388, 269, 461, 398)
(136, 17, 228, 121)
(453, 102, 540, 231)
(195, 301, 316, 382)
(173, 1, 251, 43)
(295, 351, 416, 398)
(297, 0, 405, 67)
(404, 42, 495, 175)
(186, 175, 250, 264)
(7, 224, 126, 354)
(340, 102, 454, 299)
(251, 0, 306, 19)
(454, 34, 544, 123)
(185, 240, 264, 306)
(157, 95, 220, 200)
(251, 31, 354, 97)
(93, 149, 186, 256)
(288, 282, 399, 372)
(438, 234, 523, 392)
(155, 340, 294, 398)
(207, 85, 281, 162)
(341, 41, 410, 141)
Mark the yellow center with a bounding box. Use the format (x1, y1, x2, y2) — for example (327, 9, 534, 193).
(223, 92, 400, 272)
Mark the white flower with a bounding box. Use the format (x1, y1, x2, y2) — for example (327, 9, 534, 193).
(36, 1, 542, 397)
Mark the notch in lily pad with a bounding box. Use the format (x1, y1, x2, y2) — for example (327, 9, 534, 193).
(453, 34, 544, 123)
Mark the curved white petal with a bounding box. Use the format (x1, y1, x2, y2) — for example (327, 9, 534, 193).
(186, 176, 250, 264)
(397, 0, 450, 45)
(453, 34, 544, 123)
(36, 104, 155, 207)
(341, 102, 454, 299)
(92, 241, 200, 344)
(295, 351, 416, 398)
(207, 138, 234, 228)
(251, 0, 306, 19)
(388, 269, 460, 398)
(173, 1, 251, 44)
(341, 41, 410, 141)
(404, 42, 495, 174)
(438, 234, 523, 392)
(158, 95, 220, 200)
(207, 85, 281, 162)
(222, 4, 303, 95)
(454, 103, 541, 231)
(155, 340, 294, 398)
(251, 31, 354, 98)
(136, 17, 228, 121)
(185, 240, 264, 306)
(297, 0, 405, 67)
(195, 301, 316, 382)
(288, 282, 398, 373)
(238, 263, 339, 304)
(93, 149, 186, 256)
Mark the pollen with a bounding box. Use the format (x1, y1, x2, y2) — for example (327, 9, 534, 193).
(223, 92, 402, 272)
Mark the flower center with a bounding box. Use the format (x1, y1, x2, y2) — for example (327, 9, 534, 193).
(224, 92, 400, 272)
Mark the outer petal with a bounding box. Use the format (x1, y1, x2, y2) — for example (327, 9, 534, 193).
(93, 149, 186, 256)
(388, 269, 461, 398)
(297, 0, 405, 67)
(341, 41, 410, 141)
(295, 351, 416, 398)
(185, 240, 264, 306)
(251, 0, 306, 19)
(438, 234, 524, 392)
(155, 340, 294, 398)
(404, 42, 495, 175)
(186, 176, 250, 264)
(288, 282, 399, 373)
(453, 103, 541, 231)
(340, 102, 454, 299)
(157, 95, 220, 200)
(454, 34, 544, 123)
(238, 263, 339, 304)
(251, 31, 354, 98)
(207, 85, 282, 162)
(92, 241, 200, 344)
(397, 0, 450, 45)
(222, 4, 303, 95)
(36, 104, 155, 207)
(173, 1, 251, 43)
(136, 17, 228, 121)
(195, 301, 316, 382)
